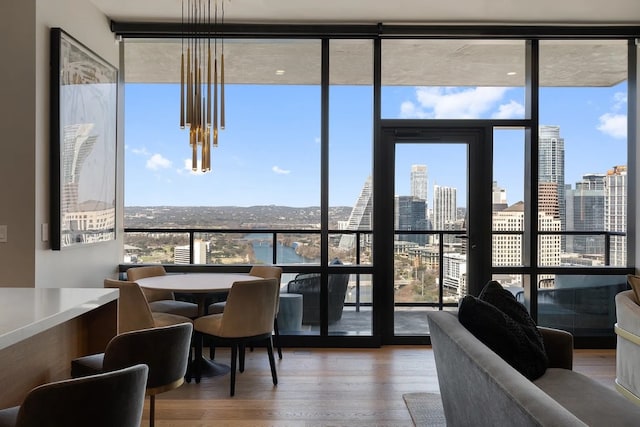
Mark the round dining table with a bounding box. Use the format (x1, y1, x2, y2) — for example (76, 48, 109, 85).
(137, 272, 262, 378)
(136, 272, 261, 316)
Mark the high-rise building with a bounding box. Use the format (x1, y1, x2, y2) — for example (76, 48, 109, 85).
(175, 240, 211, 264)
(410, 164, 428, 201)
(395, 195, 428, 244)
(539, 125, 566, 235)
(605, 166, 627, 266)
(492, 181, 508, 212)
(492, 201, 561, 281)
(442, 253, 467, 299)
(565, 173, 605, 255)
(339, 176, 373, 249)
(538, 182, 559, 219)
(432, 185, 457, 244)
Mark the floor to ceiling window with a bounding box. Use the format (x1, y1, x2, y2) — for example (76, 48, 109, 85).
(328, 39, 374, 336)
(533, 40, 629, 338)
(116, 24, 636, 347)
(123, 38, 321, 268)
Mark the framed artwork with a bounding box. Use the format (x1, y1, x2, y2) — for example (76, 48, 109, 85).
(50, 28, 118, 250)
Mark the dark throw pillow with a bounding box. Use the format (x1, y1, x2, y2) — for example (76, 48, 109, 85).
(459, 281, 548, 380)
(479, 280, 544, 340)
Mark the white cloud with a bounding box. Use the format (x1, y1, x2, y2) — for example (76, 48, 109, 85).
(131, 147, 150, 156)
(272, 166, 290, 175)
(612, 92, 627, 111)
(400, 101, 431, 119)
(597, 113, 627, 139)
(406, 87, 510, 119)
(146, 153, 172, 170)
(492, 100, 525, 119)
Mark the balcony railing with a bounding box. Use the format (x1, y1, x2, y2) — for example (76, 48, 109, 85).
(122, 227, 628, 305)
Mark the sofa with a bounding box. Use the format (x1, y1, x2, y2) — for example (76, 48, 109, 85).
(615, 289, 640, 404)
(428, 310, 640, 426)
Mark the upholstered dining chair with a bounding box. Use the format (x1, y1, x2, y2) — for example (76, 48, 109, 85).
(70, 323, 193, 427)
(104, 278, 193, 333)
(0, 364, 148, 427)
(208, 265, 284, 359)
(194, 278, 279, 396)
(126, 266, 199, 318)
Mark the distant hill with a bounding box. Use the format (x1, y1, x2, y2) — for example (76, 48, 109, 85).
(124, 205, 353, 229)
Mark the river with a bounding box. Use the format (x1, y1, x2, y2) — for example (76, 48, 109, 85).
(244, 233, 319, 264)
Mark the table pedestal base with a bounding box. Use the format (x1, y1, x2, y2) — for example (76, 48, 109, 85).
(186, 354, 230, 383)
(199, 357, 230, 377)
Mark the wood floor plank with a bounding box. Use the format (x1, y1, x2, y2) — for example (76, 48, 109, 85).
(142, 346, 615, 426)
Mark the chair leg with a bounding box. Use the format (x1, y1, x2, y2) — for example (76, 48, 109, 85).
(266, 337, 278, 386)
(239, 344, 246, 373)
(230, 343, 238, 396)
(194, 332, 203, 384)
(149, 395, 155, 427)
(274, 317, 283, 359)
(185, 341, 194, 383)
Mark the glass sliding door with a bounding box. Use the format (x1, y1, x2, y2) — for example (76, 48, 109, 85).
(376, 123, 493, 342)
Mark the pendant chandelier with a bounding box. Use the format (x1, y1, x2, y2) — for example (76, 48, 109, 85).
(180, 0, 226, 173)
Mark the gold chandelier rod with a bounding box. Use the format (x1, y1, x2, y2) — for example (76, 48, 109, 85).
(220, 0, 225, 130)
(180, 0, 226, 172)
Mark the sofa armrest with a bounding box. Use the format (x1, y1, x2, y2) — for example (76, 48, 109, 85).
(616, 290, 640, 335)
(538, 326, 573, 370)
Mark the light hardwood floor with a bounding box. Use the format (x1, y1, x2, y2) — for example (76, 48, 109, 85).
(146, 346, 616, 426)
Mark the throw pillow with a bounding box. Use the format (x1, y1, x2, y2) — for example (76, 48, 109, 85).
(479, 280, 544, 342)
(478, 281, 548, 377)
(459, 282, 548, 380)
(627, 274, 640, 305)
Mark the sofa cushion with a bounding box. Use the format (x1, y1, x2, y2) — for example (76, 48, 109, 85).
(459, 294, 547, 380)
(535, 368, 640, 425)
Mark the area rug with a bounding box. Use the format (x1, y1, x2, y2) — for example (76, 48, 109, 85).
(402, 393, 447, 427)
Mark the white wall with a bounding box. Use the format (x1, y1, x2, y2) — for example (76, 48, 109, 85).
(0, 0, 123, 287)
(0, 1, 37, 286)
(635, 43, 640, 273)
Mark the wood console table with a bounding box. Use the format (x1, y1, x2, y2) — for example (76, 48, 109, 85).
(0, 288, 118, 408)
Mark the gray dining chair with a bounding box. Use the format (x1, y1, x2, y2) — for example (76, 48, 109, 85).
(193, 278, 279, 396)
(104, 278, 193, 333)
(208, 265, 284, 359)
(0, 364, 148, 427)
(70, 323, 193, 427)
(126, 265, 199, 318)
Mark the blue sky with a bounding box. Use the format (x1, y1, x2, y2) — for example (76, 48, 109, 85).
(124, 82, 627, 208)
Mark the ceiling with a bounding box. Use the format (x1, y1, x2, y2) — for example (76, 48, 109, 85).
(90, 0, 640, 25)
(89, 0, 639, 87)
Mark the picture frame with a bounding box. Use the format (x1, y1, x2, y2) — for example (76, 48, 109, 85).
(50, 28, 118, 250)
